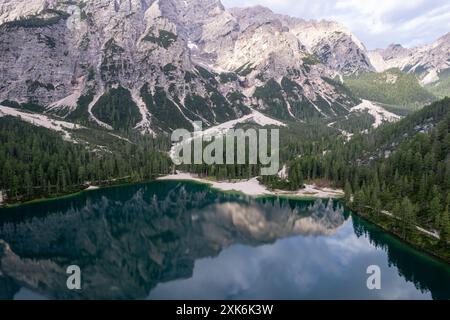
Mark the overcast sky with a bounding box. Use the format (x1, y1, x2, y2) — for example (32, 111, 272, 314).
(221, 0, 450, 49)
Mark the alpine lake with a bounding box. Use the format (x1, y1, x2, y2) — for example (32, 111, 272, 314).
(0, 180, 449, 300)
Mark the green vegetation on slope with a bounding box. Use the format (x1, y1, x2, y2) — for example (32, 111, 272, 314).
(280, 77, 323, 119)
(219, 72, 238, 84)
(302, 54, 321, 66)
(1, 9, 70, 29)
(344, 68, 436, 109)
(100, 39, 130, 83)
(91, 87, 142, 131)
(0, 100, 45, 113)
(184, 94, 216, 124)
(253, 76, 360, 121)
(142, 29, 178, 49)
(235, 63, 255, 77)
(274, 98, 450, 260)
(253, 79, 292, 120)
(66, 92, 94, 125)
(141, 84, 194, 132)
(426, 69, 450, 99)
(333, 111, 375, 134)
(0, 117, 171, 203)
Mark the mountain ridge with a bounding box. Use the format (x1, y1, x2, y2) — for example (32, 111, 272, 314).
(368, 32, 450, 86)
(0, 0, 448, 135)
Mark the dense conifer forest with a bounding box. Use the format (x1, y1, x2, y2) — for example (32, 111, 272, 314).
(280, 98, 450, 242)
(1, 96, 448, 260)
(0, 117, 172, 202)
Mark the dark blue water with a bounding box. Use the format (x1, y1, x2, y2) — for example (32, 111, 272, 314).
(0, 181, 449, 300)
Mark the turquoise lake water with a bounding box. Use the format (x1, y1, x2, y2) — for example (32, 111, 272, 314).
(0, 180, 449, 300)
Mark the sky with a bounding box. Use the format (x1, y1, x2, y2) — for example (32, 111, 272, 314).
(221, 0, 450, 49)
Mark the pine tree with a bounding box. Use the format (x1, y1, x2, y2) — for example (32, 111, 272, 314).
(373, 198, 382, 218)
(439, 193, 450, 243)
(429, 186, 442, 230)
(24, 171, 32, 197)
(400, 197, 416, 240)
(353, 189, 365, 212)
(344, 180, 352, 204)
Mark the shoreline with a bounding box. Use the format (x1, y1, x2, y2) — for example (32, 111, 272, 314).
(1, 173, 345, 209)
(352, 209, 450, 265)
(1, 174, 447, 266)
(0, 178, 157, 208)
(157, 173, 345, 199)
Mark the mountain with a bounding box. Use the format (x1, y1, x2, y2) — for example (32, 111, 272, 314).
(0, 0, 448, 258)
(368, 33, 450, 88)
(425, 68, 450, 99)
(280, 97, 450, 261)
(344, 68, 436, 109)
(0, 0, 447, 137)
(0, 0, 381, 135)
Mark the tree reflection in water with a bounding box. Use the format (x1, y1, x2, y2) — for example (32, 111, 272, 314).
(0, 181, 448, 300)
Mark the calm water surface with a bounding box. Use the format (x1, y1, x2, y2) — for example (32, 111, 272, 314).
(0, 181, 449, 300)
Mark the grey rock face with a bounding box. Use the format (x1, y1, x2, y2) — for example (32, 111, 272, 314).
(311, 31, 373, 75)
(369, 33, 450, 85)
(0, 0, 379, 133)
(377, 44, 412, 61)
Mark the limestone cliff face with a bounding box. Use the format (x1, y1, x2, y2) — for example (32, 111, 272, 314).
(369, 33, 450, 86)
(0, 0, 375, 133)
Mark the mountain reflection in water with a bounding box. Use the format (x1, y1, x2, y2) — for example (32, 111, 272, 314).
(0, 181, 449, 300)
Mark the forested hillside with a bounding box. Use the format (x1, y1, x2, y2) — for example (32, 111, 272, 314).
(344, 68, 436, 109)
(0, 117, 172, 203)
(179, 120, 339, 182)
(280, 98, 450, 257)
(425, 69, 450, 99)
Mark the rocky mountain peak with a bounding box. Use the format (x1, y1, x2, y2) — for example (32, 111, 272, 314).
(4, 0, 441, 135)
(368, 34, 450, 85)
(380, 43, 411, 60)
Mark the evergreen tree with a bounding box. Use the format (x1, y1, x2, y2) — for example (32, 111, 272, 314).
(0, 117, 172, 202)
(344, 180, 352, 204)
(439, 193, 450, 244)
(400, 197, 416, 240)
(429, 186, 442, 230)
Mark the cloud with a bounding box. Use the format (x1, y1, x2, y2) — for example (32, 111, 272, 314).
(221, 0, 450, 49)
